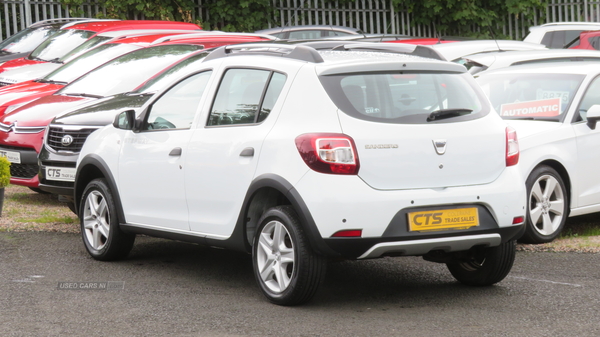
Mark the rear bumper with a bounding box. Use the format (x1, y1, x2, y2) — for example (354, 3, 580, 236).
(292, 166, 526, 259)
(323, 224, 524, 259)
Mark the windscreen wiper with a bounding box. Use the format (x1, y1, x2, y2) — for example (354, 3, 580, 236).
(64, 93, 104, 99)
(35, 78, 68, 85)
(427, 108, 473, 122)
(46, 57, 64, 64)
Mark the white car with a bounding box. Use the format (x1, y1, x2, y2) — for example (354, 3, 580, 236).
(73, 44, 526, 305)
(430, 40, 547, 62)
(463, 49, 600, 75)
(476, 62, 600, 243)
(524, 22, 600, 48)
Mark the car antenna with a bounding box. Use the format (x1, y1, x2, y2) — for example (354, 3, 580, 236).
(488, 25, 503, 52)
(432, 22, 443, 44)
(282, 0, 307, 37)
(379, 21, 394, 42)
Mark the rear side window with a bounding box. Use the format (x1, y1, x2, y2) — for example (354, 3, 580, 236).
(208, 69, 286, 126)
(320, 72, 489, 124)
(542, 30, 583, 48)
(289, 30, 323, 39)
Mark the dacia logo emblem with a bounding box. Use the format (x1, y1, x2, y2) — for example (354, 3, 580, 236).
(432, 139, 447, 155)
(61, 135, 74, 147)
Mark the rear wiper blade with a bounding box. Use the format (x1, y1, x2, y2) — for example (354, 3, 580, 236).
(501, 116, 558, 122)
(35, 78, 68, 85)
(64, 92, 104, 99)
(427, 108, 473, 122)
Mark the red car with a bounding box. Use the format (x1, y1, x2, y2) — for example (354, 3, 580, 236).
(0, 33, 271, 190)
(0, 31, 199, 115)
(568, 30, 600, 50)
(0, 20, 201, 79)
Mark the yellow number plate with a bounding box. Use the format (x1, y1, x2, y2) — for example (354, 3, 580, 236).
(408, 207, 479, 232)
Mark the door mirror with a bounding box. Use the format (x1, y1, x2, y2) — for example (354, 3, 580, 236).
(587, 105, 600, 130)
(113, 110, 135, 130)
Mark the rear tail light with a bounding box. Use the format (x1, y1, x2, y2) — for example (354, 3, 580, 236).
(506, 126, 519, 167)
(512, 216, 524, 225)
(295, 133, 360, 175)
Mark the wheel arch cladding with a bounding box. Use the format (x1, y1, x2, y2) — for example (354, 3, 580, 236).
(234, 173, 341, 257)
(74, 154, 125, 223)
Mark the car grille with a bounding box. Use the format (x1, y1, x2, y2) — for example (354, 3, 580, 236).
(11, 163, 38, 179)
(46, 126, 98, 153)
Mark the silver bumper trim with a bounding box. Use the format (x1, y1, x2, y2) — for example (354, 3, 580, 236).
(357, 234, 502, 259)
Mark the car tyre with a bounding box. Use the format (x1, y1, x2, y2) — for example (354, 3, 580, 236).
(520, 165, 568, 244)
(446, 240, 516, 286)
(80, 178, 134, 261)
(252, 205, 326, 306)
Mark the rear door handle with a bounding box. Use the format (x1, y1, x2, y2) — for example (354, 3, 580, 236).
(240, 147, 254, 157)
(169, 147, 182, 156)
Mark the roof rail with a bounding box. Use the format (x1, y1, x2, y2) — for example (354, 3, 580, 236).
(203, 43, 324, 63)
(540, 22, 600, 27)
(150, 32, 277, 45)
(60, 18, 120, 29)
(29, 18, 96, 28)
(304, 41, 445, 61)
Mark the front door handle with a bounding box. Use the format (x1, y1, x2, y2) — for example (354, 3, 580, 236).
(169, 147, 182, 156)
(240, 147, 254, 157)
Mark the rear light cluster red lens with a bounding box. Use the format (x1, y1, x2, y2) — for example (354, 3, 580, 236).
(295, 133, 360, 175)
(505, 126, 519, 167)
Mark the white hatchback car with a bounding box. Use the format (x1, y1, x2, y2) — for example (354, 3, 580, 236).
(477, 62, 600, 243)
(524, 22, 600, 48)
(73, 44, 526, 305)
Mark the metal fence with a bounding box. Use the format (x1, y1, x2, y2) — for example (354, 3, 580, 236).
(2, 0, 600, 41)
(270, 0, 548, 40)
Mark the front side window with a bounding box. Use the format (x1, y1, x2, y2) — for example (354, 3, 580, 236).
(29, 29, 95, 62)
(321, 71, 488, 124)
(477, 73, 584, 122)
(58, 45, 205, 97)
(144, 71, 213, 131)
(575, 76, 600, 122)
(208, 69, 286, 126)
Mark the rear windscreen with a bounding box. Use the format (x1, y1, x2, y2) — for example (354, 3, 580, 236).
(476, 73, 584, 122)
(320, 71, 490, 124)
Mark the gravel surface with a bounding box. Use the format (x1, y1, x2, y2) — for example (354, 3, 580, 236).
(2, 185, 599, 253)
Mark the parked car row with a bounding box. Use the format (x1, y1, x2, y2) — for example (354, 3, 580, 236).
(0, 20, 598, 305)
